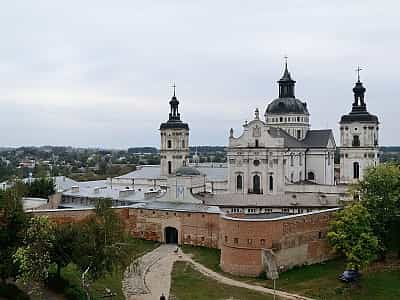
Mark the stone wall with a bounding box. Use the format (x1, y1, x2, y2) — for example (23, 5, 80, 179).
(219, 208, 338, 277)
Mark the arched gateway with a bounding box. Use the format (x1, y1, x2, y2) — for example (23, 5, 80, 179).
(164, 227, 178, 244)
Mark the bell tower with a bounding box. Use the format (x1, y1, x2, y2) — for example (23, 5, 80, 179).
(339, 68, 380, 183)
(160, 85, 190, 176)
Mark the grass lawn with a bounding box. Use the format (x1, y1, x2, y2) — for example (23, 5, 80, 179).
(51, 237, 159, 300)
(170, 261, 278, 300)
(181, 245, 400, 300)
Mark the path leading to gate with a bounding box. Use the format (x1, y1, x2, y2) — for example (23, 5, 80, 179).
(122, 244, 314, 300)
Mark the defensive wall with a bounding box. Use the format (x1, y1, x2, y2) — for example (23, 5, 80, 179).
(31, 206, 339, 278)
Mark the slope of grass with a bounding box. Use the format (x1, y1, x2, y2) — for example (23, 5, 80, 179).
(49, 238, 159, 300)
(170, 261, 278, 300)
(182, 245, 400, 300)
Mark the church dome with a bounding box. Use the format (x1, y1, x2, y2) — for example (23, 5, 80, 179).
(266, 98, 309, 115)
(175, 166, 201, 176)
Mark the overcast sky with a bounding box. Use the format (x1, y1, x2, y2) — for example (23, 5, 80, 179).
(0, 1, 398, 148)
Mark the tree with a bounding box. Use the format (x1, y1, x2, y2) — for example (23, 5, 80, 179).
(357, 163, 400, 252)
(13, 216, 55, 294)
(0, 186, 29, 283)
(26, 177, 55, 199)
(327, 203, 380, 270)
(51, 223, 77, 279)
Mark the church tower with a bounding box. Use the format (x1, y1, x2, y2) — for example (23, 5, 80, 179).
(160, 87, 190, 176)
(339, 70, 380, 184)
(265, 60, 310, 140)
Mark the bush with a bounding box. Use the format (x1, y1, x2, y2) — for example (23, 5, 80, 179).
(0, 283, 30, 300)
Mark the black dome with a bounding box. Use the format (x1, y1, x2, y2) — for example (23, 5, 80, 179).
(175, 166, 201, 176)
(266, 98, 309, 115)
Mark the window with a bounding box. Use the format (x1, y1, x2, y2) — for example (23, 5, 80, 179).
(269, 175, 273, 192)
(182, 140, 185, 148)
(167, 140, 172, 148)
(253, 159, 260, 166)
(280, 117, 283, 122)
(236, 174, 243, 190)
(297, 130, 301, 139)
(168, 161, 172, 174)
(234, 238, 238, 244)
(299, 171, 302, 181)
(225, 236, 228, 242)
(352, 135, 360, 147)
(290, 154, 294, 166)
(308, 171, 315, 181)
(290, 172, 294, 182)
(260, 239, 265, 246)
(353, 162, 360, 179)
(248, 239, 252, 245)
(255, 139, 259, 148)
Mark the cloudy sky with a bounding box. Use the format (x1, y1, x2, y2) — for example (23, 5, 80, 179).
(0, 1, 398, 148)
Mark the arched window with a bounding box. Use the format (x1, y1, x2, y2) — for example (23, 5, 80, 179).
(253, 174, 261, 194)
(269, 175, 273, 192)
(168, 161, 172, 174)
(353, 162, 360, 179)
(297, 130, 301, 139)
(167, 140, 172, 148)
(290, 172, 294, 182)
(255, 139, 259, 148)
(236, 174, 243, 190)
(182, 140, 185, 148)
(308, 171, 315, 181)
(352, 135, 360, 147)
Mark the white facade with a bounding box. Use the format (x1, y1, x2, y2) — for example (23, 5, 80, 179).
(339, 79, 380, 183)
(160, 128, 189, 176)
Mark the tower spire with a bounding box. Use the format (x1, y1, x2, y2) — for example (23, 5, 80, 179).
(278, 57, 296, 98)
(356, 66, 362, 82)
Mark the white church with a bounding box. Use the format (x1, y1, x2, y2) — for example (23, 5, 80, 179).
(27, 61, 380, 214)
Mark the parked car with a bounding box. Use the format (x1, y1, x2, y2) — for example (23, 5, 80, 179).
(339, 270, 361, 283)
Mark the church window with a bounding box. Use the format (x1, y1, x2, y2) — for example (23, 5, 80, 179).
(269, 175, 273, 192)
(280, 117, 283, 122)
(252, 174, 261, 194)
(167, 140, 172, 148)
(168, 161, 172, 174)
(353, 162, 360, 179)
(297, 130, 301, 139)
(308, 171, 315, 181)
(297, 116, 300, 122)
(182, 140, 185, 148)
(260, 239, 265, 245)
(352, 135, 360, 147)
(234, 238, 238, 244)
(255, 139, 259, 148)
(236, 174, 243, 190)
(290, 172, 294, 182)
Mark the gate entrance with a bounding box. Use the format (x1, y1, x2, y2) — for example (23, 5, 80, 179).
(165, 227, 178, 244)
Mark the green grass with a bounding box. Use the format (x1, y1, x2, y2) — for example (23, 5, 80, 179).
(49, 238, 159, 300)
(170, 261, 278, 300)
(182, 245, 400, 300)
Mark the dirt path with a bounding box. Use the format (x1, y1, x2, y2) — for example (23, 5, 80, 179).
(122, 245, 314, 300)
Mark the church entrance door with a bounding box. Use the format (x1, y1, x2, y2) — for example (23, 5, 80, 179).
(253, 174, 261, 194)
(165, 227, 178, 244)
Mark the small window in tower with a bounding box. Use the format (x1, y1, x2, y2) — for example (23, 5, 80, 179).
(255, 139, 259, 148)
(297, 130, 301, 139)
(280, 117, 283, 122)
(297, 116, 300, 122)
(182, 140, 185, 148)
(168, 140, 172, 148)
(353, 162, 360, 179)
